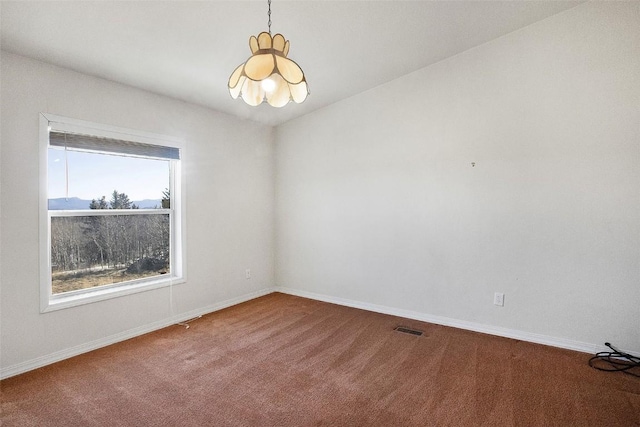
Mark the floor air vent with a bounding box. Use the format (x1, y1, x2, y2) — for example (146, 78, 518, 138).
(394, 326, 423, 336)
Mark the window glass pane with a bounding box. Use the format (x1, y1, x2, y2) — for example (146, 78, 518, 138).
(48, 148, 169, 209)
(48, 145, 173, 295)
(50, 213, 170, 294)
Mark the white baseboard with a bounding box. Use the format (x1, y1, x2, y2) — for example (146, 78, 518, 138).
(2, 285, 628, 380)
(274, 286, 611, 355)
(0, 287, 275, 380)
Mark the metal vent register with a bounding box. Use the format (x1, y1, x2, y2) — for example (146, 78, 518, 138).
(394, 326, 423, 336)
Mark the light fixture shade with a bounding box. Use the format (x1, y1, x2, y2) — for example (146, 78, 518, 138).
(229, 32, 309, 107)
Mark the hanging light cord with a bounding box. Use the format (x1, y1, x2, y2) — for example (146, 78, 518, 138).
(64, 132, 69, 201)
(589, 342, 640, 377)
(267, 0, 272, 35)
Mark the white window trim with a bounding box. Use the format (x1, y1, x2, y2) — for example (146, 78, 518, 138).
(39, 113, 187, 312)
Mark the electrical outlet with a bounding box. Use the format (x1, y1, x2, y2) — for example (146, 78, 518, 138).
(494, 292, 504, 307)
(245, 269, 251, 279)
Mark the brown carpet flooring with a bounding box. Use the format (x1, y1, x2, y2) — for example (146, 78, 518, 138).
(1, 292, 639, 426)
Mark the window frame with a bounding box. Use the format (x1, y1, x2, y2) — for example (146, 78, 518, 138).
(39, 113, 186, 312)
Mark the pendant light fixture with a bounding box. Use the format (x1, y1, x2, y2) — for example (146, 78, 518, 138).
(228, 0, 309, 107)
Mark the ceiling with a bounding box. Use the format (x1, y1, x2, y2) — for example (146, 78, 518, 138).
(1, 1, 582, 126)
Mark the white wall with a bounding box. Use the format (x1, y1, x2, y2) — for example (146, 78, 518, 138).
(0, 52, 275, 375)
(275, 2, 640, 353)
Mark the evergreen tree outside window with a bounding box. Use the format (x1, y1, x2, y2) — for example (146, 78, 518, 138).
(39, 114, 185, 312)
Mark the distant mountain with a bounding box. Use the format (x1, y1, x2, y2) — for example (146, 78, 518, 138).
(134, 199, 163, 209)
(48, 197, 90, 210)
(48, 197, 162, 210)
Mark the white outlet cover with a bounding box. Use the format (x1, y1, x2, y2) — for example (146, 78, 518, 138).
(494, 292, 505, 306)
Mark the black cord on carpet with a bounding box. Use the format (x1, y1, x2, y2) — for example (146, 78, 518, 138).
(589, 342, 640, 378)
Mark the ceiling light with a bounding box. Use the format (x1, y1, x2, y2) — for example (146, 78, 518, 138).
(228, 0, 309, 107)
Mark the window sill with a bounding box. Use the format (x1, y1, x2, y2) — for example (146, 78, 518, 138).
(41, 276, 185, 313)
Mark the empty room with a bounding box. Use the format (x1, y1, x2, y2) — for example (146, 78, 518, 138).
(1, 1, 639, 425)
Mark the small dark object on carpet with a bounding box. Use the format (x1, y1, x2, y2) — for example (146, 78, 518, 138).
(394, 326, 423, 336)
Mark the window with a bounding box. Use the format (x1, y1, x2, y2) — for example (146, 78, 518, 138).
(39, 114, 185, 312)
